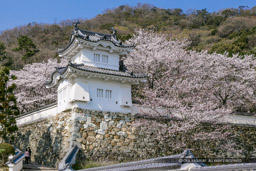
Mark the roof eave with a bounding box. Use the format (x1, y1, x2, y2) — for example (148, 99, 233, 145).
(45, 73, 62, 88)
(58, 36, 134, 58)
(69, 65, 146, 84)
(46, 62, 147, 88)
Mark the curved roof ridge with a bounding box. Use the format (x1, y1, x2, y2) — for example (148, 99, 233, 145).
(58, 28, 133, 54)
(46, 63, 147, 88)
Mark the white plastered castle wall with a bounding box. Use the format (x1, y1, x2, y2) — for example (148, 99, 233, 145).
(71, 48, 119, 70)
(57, 76, 132, 113)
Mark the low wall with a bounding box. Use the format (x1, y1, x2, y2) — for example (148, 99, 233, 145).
(16, 104, 256, 129)
(133, 105, 256, 126)
(16, 104, 58, 127)
(227, 114, 256, 125)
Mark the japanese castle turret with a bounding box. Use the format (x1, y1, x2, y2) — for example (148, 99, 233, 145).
(46, 24, 146, 113)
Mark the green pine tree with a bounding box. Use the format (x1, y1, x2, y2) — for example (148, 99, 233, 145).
(13, 36, 39, 63)
(0, 66, 19, 140)
(0, 42, 12, 67)
(0, 43, 6, 59)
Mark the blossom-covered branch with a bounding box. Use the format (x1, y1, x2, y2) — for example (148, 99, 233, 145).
(126, 29, 256, 130)
(10, 59, 67, 113)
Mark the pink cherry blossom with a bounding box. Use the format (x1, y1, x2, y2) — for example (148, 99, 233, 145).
(126, 29, 256, 131)
(9, 58, 67, 112)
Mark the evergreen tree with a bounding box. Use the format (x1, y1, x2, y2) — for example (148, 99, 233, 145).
(13, 36, 39, 63)
(0, 43, 6, 59)
(0, 42, 7, 65)
(0, 66, 19, 139)
(0, 42, 12, 67)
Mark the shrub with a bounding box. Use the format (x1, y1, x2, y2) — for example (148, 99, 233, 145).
(0, 143, 15, 166)
(210, 42, 242, 56)
(218, 17, 256, 37)
(211, 28, 218, 35)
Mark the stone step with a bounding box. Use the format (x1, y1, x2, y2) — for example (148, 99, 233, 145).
(23, 163, 57, 171)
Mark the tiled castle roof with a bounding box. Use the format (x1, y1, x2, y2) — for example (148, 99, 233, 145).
(58, 27, 133, 54)
(60, 63, 145, 78)
(46, 63, 146, 87)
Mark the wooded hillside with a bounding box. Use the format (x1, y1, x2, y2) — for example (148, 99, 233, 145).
(1, 4, 256, 69)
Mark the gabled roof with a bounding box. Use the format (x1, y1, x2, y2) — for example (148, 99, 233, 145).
(58, 28, 133, 55)
(46, 63, 147, 88)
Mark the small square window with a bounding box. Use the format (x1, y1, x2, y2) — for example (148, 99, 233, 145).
(94, 54, 100, 62)
(105, 90, 112, 98)
(102, 55, 108, 63)
(97, 88, 103, 98)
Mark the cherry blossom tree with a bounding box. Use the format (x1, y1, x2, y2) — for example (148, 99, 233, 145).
(126, 29, 256, 131)
(9, 29, 256, 135)
(9, 59, 67, 113)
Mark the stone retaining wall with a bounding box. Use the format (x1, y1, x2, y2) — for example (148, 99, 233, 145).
(11, 107, 256, 167)
(73, 108, 256, 163)
(73, 108, 138, 162)
(73, 108, 186, 162)
(11, 111, 73, 167)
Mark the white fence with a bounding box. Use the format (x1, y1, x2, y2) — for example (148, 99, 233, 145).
(16, 104, 256, 127)
(227, 114, 256, 126)
(132, 104, 256, 126)
(16, 104, 58, 127)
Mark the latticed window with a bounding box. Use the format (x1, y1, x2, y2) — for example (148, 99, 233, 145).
(94, 53, 100, 62)
(102, 55, 108, 63)
(105, 90, 112, 98)
(97, 88, 103, 98)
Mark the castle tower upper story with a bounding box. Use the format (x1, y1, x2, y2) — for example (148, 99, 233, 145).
(58, 24, 133, 70)
(46, 23, 146, 113)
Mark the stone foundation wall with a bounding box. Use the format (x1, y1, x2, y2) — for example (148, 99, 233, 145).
(12, 111, 73, 167)
(11, 107, 256, 167)
(73, 108, 178, 162)
(73, 108, 256, 163)
(73, 109, 137, 162)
